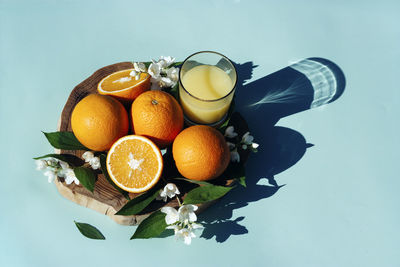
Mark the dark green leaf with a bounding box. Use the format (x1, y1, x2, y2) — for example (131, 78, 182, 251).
(73, 167, 96, 192)
(33, 153, 81, 167)
(43, 131, 87, 150)
(183, 185, 233, 204)
(143, 61, 152, 69)
(173, 177, 212, 186)
(131, 211, 167, 239)
(74, 221, 105, 240)
(99, 154, 130, 200)
(170, 61, 183, 68)
(116, 187, 160, 215)
(169, 83, 179, 100)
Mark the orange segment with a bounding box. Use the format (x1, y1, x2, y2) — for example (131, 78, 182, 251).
(98, 69, 151, 102)
(106, 135, 163, 193)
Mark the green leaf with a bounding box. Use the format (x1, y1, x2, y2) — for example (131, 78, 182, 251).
(116, 187, 159, 215)
(99, 154, 130, 200)
(74, 221, 105, 240)
(237, 176, 246, 187)
(73, 167, 96, 192)
(33, 153, 81, 167)
(130, 211, 167, 239)
(169, 83, 179, 100)
(183, 185, 233, 204)
(143, 61, 152, 69)
(170, 61, 183, 67)
(43, 131, 87, 150)
(173, 177, 212, 186)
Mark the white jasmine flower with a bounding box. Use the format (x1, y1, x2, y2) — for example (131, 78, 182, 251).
(44, 170, 56, 183)
(226, 141, 236, 150)
(175, 228, 196, 245)
(82, 151, 100, 170)
(161, 204, 202, 245)
(158, 56, 175, 68)
(46, 158, 58, 166)
(166, 224, 180, 233)
(242, 132, 254, 145)
(133, 62, 147, 72)
(157, 183, 180, 202)
(59, 161, 69, 170)
(150, 76, 162, 90)
(252, 143, 259, 149)
(161, 207, 179, 225)
(82, 151, 94, 161)
(178, 204, 198, 223)
(148, 63, 161, 78)
(189, 222, 203, 230)
(224, 126, 238, 138)
(160, 77, 174, 88)
(231, 149, 240, 163)
(64, 169, 79, 185)
(89, 157, 101, 170)
(129, 70, 138, 78)
(57, 161, 70, 178)
(166, 67, 179, 82)
(35, 159, 47, 170)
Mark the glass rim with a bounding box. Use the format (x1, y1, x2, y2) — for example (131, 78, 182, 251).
(178, 50, 238, 103)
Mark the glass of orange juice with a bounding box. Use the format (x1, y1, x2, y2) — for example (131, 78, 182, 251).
(179, 51, 237, 126)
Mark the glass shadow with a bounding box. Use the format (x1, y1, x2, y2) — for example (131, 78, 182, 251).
(235, 57, 346, 127)
(199, 58, 346, 243)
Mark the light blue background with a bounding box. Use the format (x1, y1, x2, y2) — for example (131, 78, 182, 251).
(1, 0, 399, 266)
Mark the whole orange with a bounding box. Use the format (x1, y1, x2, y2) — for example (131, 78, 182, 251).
(131, 90, 183, 148)
(71, 94, 129, 151)
(172, 125, 230, 181)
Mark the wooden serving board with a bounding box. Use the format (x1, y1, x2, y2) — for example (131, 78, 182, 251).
(55, 62, 249, 226)
(55, 62, 205, 225)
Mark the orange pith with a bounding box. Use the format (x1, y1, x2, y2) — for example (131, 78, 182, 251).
(98, 69, 151, 102)
(106, 135, 163, 193)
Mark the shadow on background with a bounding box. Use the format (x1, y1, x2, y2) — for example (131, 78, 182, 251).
(199, 58, 346, 243)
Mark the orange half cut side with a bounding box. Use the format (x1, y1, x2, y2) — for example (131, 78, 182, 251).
(98, 69, 151, 102)
(106, 135, 163, 193)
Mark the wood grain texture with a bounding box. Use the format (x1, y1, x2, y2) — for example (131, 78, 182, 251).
(54, 62, 224, 225)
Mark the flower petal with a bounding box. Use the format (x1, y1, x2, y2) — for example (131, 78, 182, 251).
(160, 77, 174, 88)
(35, 159, 47, 170)
(148, 63, 161, 78)
(252, 143, 259, 149)
(231, 150, 240, 163)
(161, 207, 179, 225)
(82, 151, 94, 161)
(59, 161, 69, 170)
(224, 126, 238, 138)
(242, 132, 254, 144)
(166, 67, 179, 82)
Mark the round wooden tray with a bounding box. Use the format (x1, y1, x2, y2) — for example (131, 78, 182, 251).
(55, 62, 248, 225)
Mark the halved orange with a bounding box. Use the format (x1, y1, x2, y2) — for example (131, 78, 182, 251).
(98, 69, 151, 103)
(106, 135, 163, 193)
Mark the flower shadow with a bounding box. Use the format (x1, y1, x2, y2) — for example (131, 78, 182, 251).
(198, 58, 345, 243)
